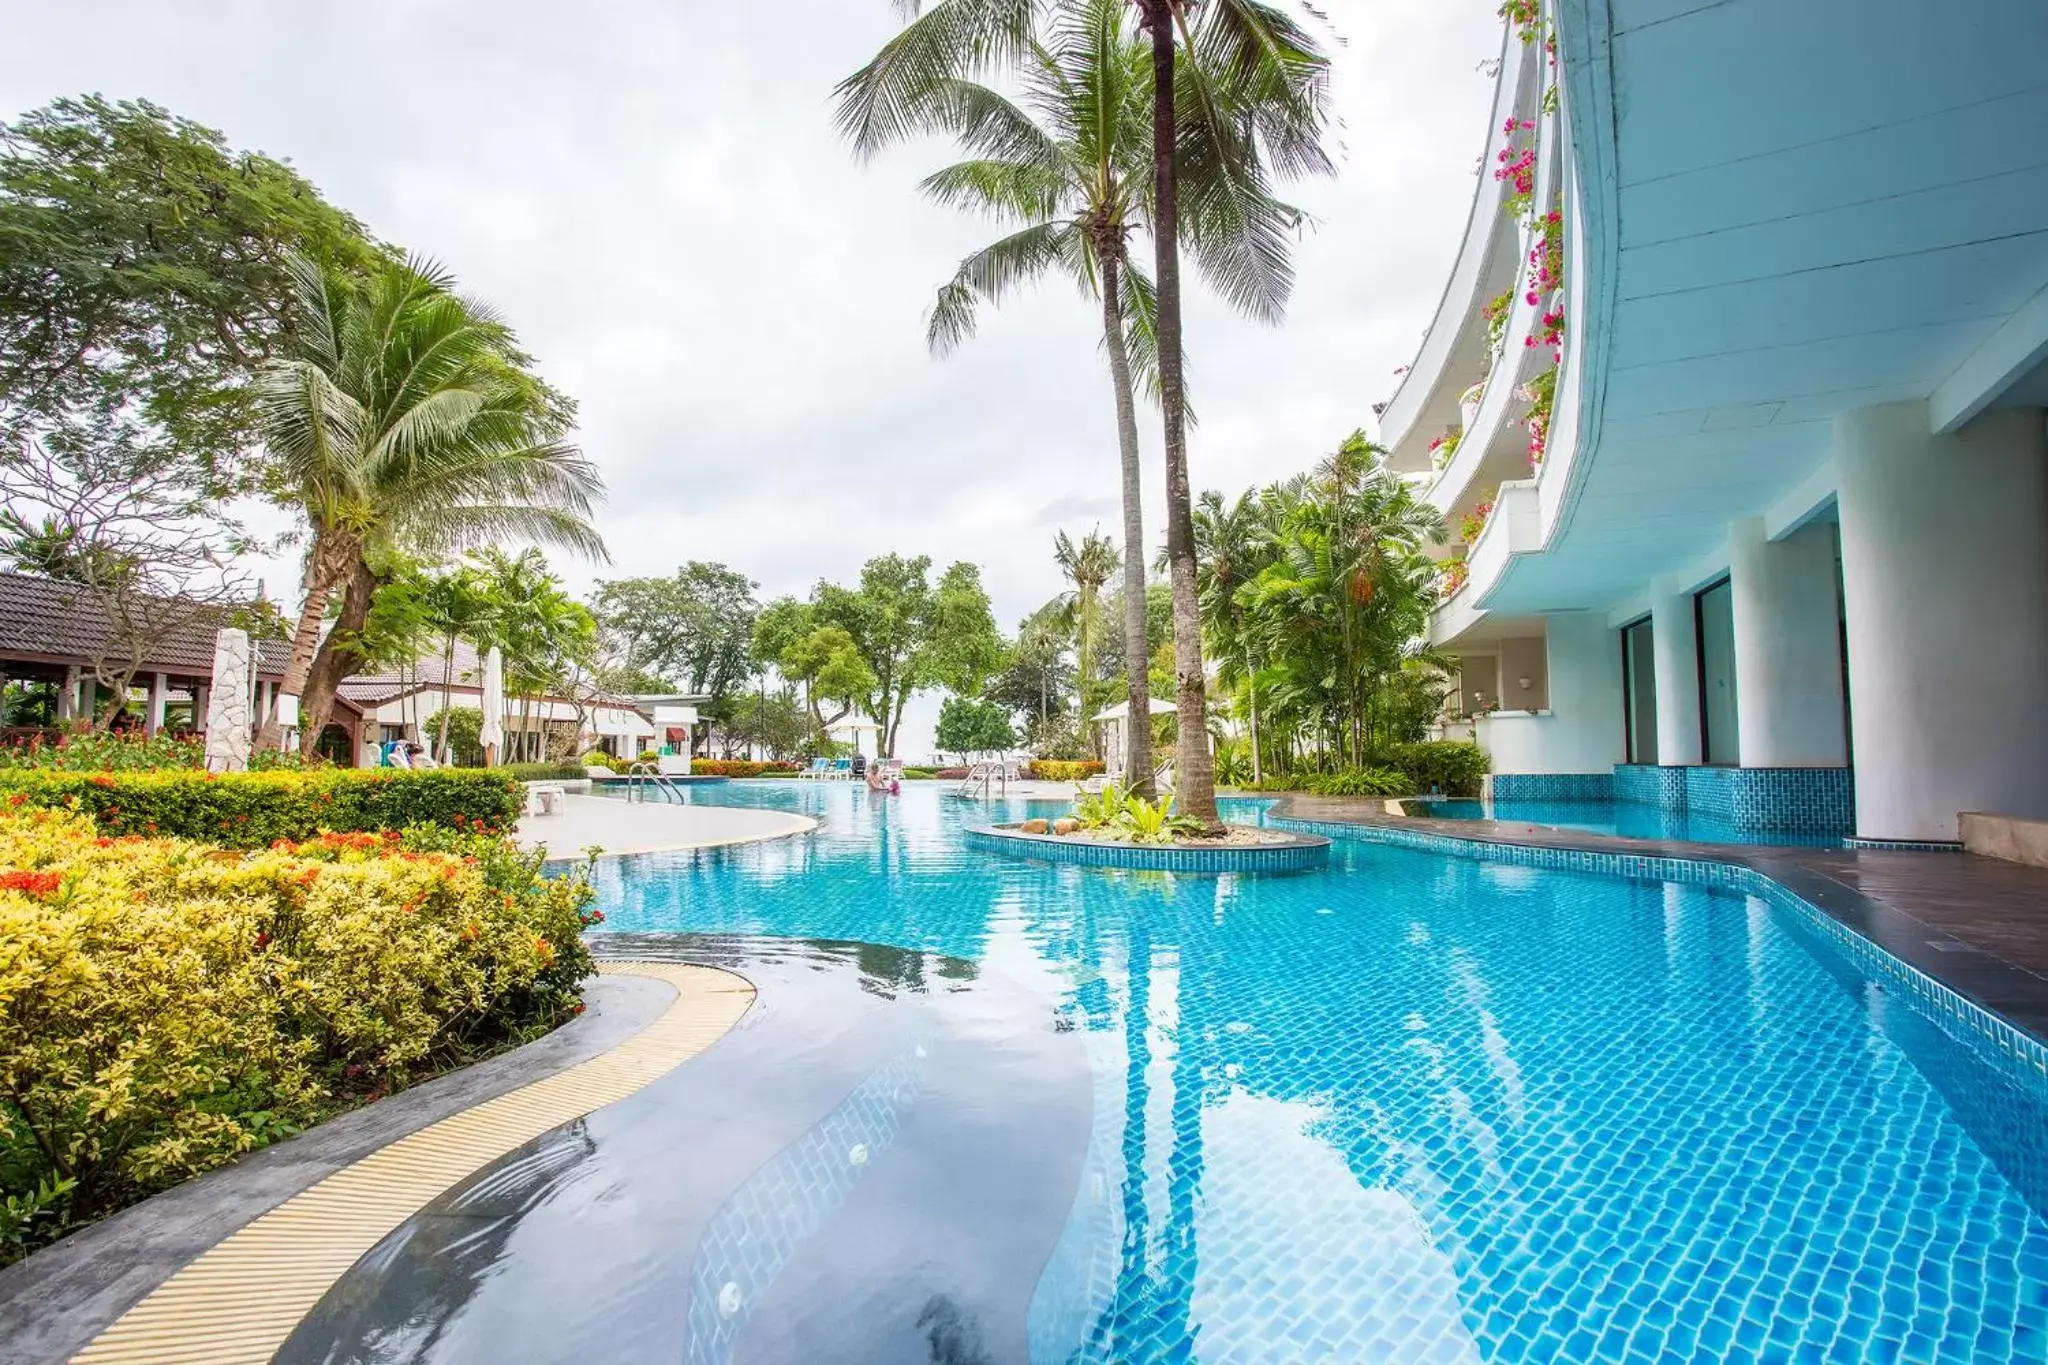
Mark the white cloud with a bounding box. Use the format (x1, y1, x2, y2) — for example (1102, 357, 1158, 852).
(1, 0, 1503, 757)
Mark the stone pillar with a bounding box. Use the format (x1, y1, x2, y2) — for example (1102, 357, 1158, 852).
(202, 629, 253, 774)
(146, 672, 169, 737)
(1728, 517, 1847, 768)
(56, 666, 78, 722)
(1649, 576, 1701, 767)
(1835, 402, 2048, 840)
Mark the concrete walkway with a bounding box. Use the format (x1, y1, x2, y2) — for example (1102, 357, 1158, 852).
(515, 793, 814, 860)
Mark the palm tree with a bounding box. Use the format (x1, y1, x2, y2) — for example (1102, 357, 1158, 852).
(839, 0, 1336, 819)
(254, 254, 606, 753)
(421, 561, 494, 762)
(1053, 527, 1121, 734)
(1137, 0, 1335, 821)
(841, 0, 1164, 790)
(1190, 487, 1271, 782)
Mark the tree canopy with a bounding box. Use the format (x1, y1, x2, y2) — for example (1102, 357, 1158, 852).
(0, 95, 387, 490)
(589, 562, 759, 701)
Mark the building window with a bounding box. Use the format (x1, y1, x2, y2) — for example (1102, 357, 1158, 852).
(1695, 577, 1739, 765)
(1621, 617, 1657, 764)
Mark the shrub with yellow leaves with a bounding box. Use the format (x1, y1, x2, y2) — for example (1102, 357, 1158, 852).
(0, 807, 595, 1263)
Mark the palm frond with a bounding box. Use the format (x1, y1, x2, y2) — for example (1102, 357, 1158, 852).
(832, 0, 1041, 158)
(925, 221, 1077, 355)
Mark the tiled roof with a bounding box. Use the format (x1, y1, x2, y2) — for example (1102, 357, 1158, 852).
(0, 571, 292, 676)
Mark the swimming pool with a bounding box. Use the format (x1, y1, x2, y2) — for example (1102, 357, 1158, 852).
(285, 782, 2048, 1363)
(1409, 796, 1847, 847)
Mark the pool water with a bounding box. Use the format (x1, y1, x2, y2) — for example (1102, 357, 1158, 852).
(290, 782, 2048, 1363)
(1411, 797, 1847, 847)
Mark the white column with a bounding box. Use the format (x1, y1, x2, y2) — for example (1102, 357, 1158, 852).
(1835, 402, 2048, 841)
(146, 672, 168, 736)
(1545, 613, 1625, 770)
(56, 666, 78, 722)
(1728, 517, 1847, 768)
(202, 629, 253, 773)
(1649, 576, 1701, 766)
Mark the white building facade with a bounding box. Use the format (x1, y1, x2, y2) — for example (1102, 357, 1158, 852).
(1389, 0, 2048, 843)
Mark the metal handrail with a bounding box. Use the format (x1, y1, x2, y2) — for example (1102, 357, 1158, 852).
(956, 758, 1007, 800)
(625, 761, 686, 804)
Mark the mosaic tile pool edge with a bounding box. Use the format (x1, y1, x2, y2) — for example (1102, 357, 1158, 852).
(1267, 814, 2048, 1087)
(963, 826, 1330, 874)
(1502, 765, 1856, 833)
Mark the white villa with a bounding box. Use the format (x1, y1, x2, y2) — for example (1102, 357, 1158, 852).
(1388, 0, 2048, 843)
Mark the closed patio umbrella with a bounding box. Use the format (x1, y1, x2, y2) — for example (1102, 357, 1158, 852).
(480, 646, 504, 766)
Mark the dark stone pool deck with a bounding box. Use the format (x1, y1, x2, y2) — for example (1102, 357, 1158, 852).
(1269, 796, 2048, 1046)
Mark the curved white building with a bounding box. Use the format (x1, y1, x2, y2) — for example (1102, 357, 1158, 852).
(1394, 0, 2048, 843)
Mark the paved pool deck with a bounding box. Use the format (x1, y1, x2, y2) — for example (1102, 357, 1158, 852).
(1269, 795, 2048, 1045)
(515, 793, 815, 860)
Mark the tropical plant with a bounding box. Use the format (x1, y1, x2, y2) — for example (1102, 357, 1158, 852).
(836, 0, 1335, 816)
(1189, 432, 1451, 779)
(253, 254, 605, 754)
(1053, 528, 1121, 714)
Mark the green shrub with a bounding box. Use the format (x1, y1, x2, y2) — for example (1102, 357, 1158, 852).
(0, 730, 320, 773)
(1304, 766, 1414, 798)
(500, 763, 588, 783)
(423, 708, 484, 767)
(1381, 741, 1489, 797)
(0, 805, 594, 1262)
(0, 768, 524, 847)
(690, 759, 801, 778)
(1026, 759, 1106, 782)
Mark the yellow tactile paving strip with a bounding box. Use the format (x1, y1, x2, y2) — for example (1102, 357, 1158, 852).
(71, 961, 753, 1365)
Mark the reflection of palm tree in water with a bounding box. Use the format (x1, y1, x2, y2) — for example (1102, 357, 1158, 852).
(1083, 917, 1152, 1359)
(1078, 890, 1218, 1359)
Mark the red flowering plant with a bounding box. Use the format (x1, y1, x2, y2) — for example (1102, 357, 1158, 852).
(1438, 558, 1471, 599)
(1458, 493, 1498, 546)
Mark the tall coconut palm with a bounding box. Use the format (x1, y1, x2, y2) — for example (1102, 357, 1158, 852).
(839, 0, 1335, 818)
(254, 255, 606, 753)
(1053, 526, 1120, 723)
(1136, 0, 1335, 821)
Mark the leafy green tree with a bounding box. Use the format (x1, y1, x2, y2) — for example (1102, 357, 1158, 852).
(779, 624, 878, 731)
(936, 695, 1016, 758)
(589, 562, 759, 704)
(724, 684, 812, 762)
(255, 254, 605, 752)
(0, 95, 386, 490)
(750, 597, 816, 672)
(812, 553, 1000, 756)
(926, 561, 1006, 696)
(837, 0, 1333, 814)
(989, 600, 1077, 738)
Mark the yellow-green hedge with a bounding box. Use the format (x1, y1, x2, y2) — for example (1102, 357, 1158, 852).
(0, 806, 596, 1262)
(0, 767, 524, 848)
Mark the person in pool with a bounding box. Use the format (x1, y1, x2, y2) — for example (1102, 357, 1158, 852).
(867, 761, 899, 794)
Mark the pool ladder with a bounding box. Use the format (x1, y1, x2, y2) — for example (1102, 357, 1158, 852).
(625, 761, 687, 804)
(957, 760, 1010, 800)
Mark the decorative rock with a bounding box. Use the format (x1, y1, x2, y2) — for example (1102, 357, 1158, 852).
(1053, 818, 1080, 835)
(1020, 818, 1050, 834)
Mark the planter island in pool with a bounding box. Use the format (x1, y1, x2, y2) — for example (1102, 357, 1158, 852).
(964, 822, 1331, 873)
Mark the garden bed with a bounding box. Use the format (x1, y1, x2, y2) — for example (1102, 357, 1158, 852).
(965, 822, 1329, 873)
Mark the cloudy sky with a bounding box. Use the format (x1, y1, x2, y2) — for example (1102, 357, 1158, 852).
(3, 0, 1501, 756)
